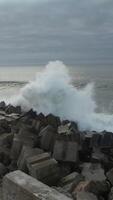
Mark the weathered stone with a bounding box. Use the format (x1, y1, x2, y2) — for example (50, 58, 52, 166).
(3, 170, 72, 200)
(81, 163, 106, 181)
(17, 146, 44, 172)
(106, 168, 113, 186)
(53, 140, 79, 162)
(39, 125, 56, 151)
(73, 191, 98, 200)
(28, 156, 60, 185)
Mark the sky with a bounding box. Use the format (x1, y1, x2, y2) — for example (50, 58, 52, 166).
(0, 0, 113, 66)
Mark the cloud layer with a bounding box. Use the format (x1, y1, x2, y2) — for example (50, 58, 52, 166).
(0, 0, 113, 66)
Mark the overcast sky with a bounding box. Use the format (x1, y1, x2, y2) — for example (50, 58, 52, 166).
(0, 0, 113, 66)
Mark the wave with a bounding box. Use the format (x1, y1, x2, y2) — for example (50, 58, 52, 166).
(11, 61, 113, 132)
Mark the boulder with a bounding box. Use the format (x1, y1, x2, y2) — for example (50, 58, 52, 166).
(53, 139, 79, 162)
(17, 146, 44, 172)
(3, 170, 72, 200)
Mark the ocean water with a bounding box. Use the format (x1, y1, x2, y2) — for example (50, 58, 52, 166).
(0, 62, 113, 132)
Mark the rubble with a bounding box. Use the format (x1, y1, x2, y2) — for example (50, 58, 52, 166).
(0, 102, 113, 199)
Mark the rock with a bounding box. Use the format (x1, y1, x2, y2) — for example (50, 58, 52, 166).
(106, 168, 113, 186)
(0, 101, 6, 111)
(0, 163, 8, 178)
(53, 139, 79, 162)
(81, 163, 106, 181)
(3, 170, 72, 200)
(27, 154, 60, 185)
(17, 146, 44, 172)
(39, 125, 56, 152)
(46, 114, 61, 129)
(73, 191, 98, 200)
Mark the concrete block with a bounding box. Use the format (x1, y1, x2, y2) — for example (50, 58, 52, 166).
(39, 125, 56, 151)
(17, 146, 44, 172)
(26, 152, 50, 168)
(3, 170, 72, 200)
(53, 140, 79, 162)
(28, 157, 60, 185)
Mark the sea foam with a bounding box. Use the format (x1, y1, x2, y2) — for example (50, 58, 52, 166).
(12, 61, 113, 132)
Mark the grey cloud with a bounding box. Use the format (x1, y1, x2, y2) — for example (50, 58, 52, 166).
(0, 0, 113, 66)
